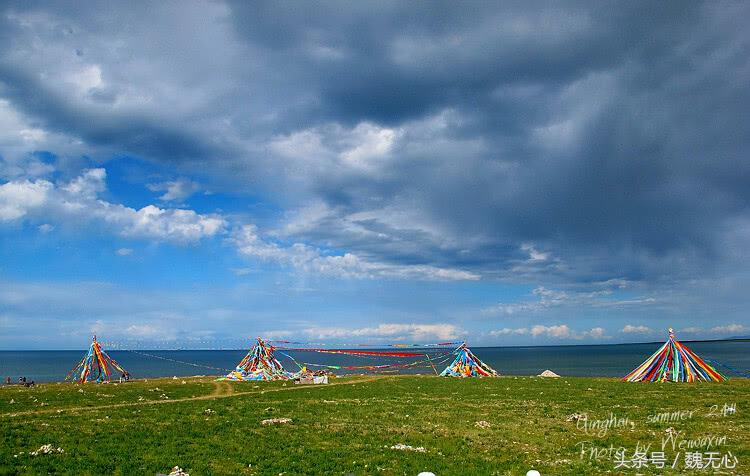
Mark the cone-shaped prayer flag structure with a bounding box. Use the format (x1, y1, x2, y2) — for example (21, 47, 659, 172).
(624, 328, 726, 382)
(440, 343, 498, 377)
(220, 337, 291, 381)
(66, 336, 129, 384)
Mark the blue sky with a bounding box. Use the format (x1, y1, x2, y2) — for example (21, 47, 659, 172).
(1, 1, 748, 349)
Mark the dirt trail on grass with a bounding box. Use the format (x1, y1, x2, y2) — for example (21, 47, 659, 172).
(211, 380, 234, 397)
(1, 376, 388, 418)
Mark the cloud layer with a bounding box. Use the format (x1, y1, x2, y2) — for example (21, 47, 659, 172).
(0, 2, 748, 346)
(0, 168, 224, 243)
(1, 1, 747, 287)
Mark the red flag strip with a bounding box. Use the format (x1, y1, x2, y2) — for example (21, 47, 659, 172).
(282, 348, 425, 357)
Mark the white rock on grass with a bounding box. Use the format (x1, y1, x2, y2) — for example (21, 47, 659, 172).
(566, 413, 586, 422)
(167, 465, 189, 476)
(30, 444, 64, 456)
(389, 443, 427, 453)
(261, 418, 292, 425)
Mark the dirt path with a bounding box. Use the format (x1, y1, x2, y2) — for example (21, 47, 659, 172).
(210, 380, 234, 397)
(1, 376, 387, 418)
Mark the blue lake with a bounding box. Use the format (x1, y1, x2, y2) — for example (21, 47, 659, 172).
(1, 340, 748, 383)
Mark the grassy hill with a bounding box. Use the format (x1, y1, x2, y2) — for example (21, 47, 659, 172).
(1, 375, 748, 475)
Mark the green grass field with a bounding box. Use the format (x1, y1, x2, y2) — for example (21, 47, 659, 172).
(1, 375, 747, 475)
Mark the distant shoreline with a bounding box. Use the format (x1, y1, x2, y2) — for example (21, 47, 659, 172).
(3, 340, 747, 383)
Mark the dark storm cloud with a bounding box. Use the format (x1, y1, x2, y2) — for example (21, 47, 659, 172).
(1, 0, 748, 285)
(0, 64, 216, 162)
(226, 1, 748, 283)
(226, 1, 702, 124)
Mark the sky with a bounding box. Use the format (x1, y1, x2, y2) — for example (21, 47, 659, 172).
(0, 1, 748, 349)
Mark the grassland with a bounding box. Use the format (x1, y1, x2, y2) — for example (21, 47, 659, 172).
(1, 375, 748, 475)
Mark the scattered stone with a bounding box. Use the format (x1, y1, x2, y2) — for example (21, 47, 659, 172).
(262, 418, 292, 426)
(204, 409, 215, 415)
(475, 420, 492, 429)
(167, 465, 189, 476)
(264, 407, 275, 412)
(566, 413, 586, 422)
(181, 380, 187, 385)
(30, 444, 64, 456)
(390, 443, 427, 453)
(9, 399, 14, 404)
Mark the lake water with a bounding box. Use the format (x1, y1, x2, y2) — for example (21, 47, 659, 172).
(1, 340, 748, 383)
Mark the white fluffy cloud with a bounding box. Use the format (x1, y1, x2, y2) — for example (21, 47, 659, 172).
(586, 327, 606, 339)
(0, 100, 87, 179)
(621, 324, 652, 334)
(0, 168, 224, 243)
(302, 323, 463, 341)
(521, 243, 550, 262)
(62, 168, 106, 198)
(0, 179, 52, 220)
(90, 315, 180, 341)
(231, 224, 479, 281)
(484, 286, 656, 316)
(658, 324, 746, 337)
(709, 324, 745, 334)
(147, 178, 202, 202)
(488, 327, 529, 336)
(115, 205, 224, 242)
(1, 166, 479, 280)
(490, 324, 609, 340)
(531, 324, 573, 338)
(270, 121, 401, 173)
